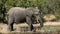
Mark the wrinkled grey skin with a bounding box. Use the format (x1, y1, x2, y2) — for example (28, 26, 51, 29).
(7, 7, 43, 31)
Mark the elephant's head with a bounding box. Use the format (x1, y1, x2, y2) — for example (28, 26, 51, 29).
(33, 7, 40, 23)
(26, 7, 43, 27)
(33, 7, 43, 27)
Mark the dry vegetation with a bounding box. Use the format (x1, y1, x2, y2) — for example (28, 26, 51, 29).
(0, 22, 60, 34)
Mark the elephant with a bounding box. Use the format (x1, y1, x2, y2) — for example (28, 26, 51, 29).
(7, 7, 43, 31)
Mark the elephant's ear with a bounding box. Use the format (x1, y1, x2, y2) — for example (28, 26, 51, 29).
(35, 7, 40, 12)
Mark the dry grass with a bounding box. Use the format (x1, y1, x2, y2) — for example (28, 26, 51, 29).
(0, 22, 60, 34)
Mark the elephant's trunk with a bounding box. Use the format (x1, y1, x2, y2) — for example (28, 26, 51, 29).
(36, 16, 39, 23)
(36, 15, 43, 27)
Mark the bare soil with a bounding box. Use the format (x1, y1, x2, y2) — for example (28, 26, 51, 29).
(0, 22, 60, 34)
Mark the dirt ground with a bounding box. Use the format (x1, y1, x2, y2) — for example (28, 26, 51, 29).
(0, 22, 60, 34)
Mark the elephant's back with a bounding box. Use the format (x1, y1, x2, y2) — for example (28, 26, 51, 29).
(7, 7, 26, 16)
(7, 7, 25, 14)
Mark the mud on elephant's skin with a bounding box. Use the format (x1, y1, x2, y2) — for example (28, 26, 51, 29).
(7, 7, 43, 31)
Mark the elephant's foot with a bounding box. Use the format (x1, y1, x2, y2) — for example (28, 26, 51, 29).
(28, 25, 34, 31)
(8, 26, 14, 31)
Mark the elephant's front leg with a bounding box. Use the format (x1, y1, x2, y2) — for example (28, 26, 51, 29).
(8, 18, 14, 31)
(26, 16, 33, 31)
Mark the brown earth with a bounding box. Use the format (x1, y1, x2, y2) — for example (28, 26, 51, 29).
(0, 22, 60, 33)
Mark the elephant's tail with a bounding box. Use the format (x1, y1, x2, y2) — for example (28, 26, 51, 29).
(3, 13, 9, 24)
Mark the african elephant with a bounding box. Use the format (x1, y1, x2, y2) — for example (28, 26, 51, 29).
(7, 7, 43, 31)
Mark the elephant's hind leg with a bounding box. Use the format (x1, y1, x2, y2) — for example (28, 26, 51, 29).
(8, 18, 14, 31)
